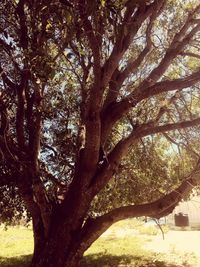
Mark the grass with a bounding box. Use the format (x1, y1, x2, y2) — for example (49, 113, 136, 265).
(81, 220, 178, 267)
(0, 220, 196, 267)
(82, 236, 165, 267)
(0, 226, 33, 267)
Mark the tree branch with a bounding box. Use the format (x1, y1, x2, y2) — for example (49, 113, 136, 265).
(101, 6, 200, 144)
(101, 0, 163, 90)
(134, 117, 200, 138)
(163, 132, 200, 158)
(91, 116, 200, 195)
(101, 67, 200, 144)
(103, 1, 165, 109)
(78, 0, 101, 79)
(0, 65, 17, 90)
(16, 73, 28, 150)
(0, 38, 12, 54)
(80, 163, 200, 254)
(142, 69, 200, 98)
(16, 0, 29, 50)
(180, 51, 200, 60)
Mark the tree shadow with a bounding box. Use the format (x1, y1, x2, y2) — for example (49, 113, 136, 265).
(0, 253, 183, 267)
(0, 255, 32, 267)
(81, 253, 173, 267)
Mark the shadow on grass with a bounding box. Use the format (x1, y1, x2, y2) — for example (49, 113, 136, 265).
(81, 253, 172, 267)
(0, 253, 182, 267)
(0, 255, 32, 267)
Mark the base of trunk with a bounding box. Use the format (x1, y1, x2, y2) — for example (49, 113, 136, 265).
(31, 253, 82, 267)
(30, 235, 83, 267)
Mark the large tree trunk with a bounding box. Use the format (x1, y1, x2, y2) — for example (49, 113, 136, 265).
(30, 189, 91, 267)
(30, 223, 84, 267)
(28, 165, 200, 267)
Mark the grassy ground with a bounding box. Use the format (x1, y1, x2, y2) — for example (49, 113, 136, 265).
(82, 236, 166, 267)
(0, 226, 33, 267)
(0, 220, 195, 267)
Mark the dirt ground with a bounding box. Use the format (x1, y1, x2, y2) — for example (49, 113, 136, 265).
(145, 230, 200, 267)
(102, 227, 200, 267)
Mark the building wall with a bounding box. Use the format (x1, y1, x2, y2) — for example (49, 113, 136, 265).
(166, 196, 200, 227)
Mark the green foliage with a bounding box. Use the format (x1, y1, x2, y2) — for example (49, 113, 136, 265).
(91, 136, 181, 213)
(1, 0, 200, 226)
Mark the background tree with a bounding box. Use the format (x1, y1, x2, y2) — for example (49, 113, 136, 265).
(1, 0, 200, 266)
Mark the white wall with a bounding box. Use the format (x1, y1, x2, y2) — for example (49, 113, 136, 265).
(166, 196, 200, 226)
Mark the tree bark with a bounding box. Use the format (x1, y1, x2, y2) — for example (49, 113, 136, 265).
(30, 223, 83, 267)
(29, 188, 91, 267)
(30, 217, 46, 267)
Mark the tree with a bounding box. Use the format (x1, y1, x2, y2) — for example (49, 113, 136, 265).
(1, 0, 200, 266)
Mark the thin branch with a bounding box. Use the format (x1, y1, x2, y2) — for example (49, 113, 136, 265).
(0, 65, 17, 90)
(117, 0, 164, 85)
(0, 38, 13, 53)
(153, 93, 178, 123)
(180, 51, 200, 60)
(16, 0, 29, 50)
(163, 132, 200, 158)
(78, 0, 101, 79)
(42, 144, 58, 157)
